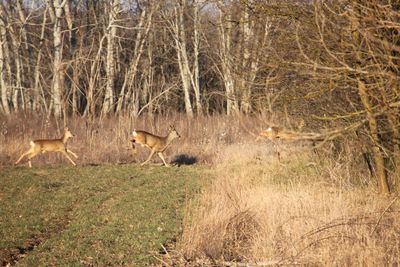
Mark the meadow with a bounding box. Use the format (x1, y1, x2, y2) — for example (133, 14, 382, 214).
(0, 165, 207, 266)
(1, 114, 399, 266)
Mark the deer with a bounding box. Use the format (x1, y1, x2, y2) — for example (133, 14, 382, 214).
(256, 126, 311, 162)
(257, 126, 297, 140)
(130, 125, 181, 167)
(257, 126, 326, 141)
(15, 127, 78, 168)
(257, 125, 336, 162)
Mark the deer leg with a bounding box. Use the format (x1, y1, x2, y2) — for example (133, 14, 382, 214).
(157, 152, 170, 167)
(131, 143, 137, 155)
(141, 150, 156, 166)
(67, 149, 79, 159)
(62, 151, 76, 166)
(15, 147, 37, 166)
(26, 151, 40, 168)
(15, 150, 31, 165)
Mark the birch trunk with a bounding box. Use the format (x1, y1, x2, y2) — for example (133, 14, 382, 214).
(239, 9, 270, 114)
(8, 25, 23, 111)
(0, 19, 10, 114)
(33, 6, 49, 112)
(16, 0, 31, 110)
(16, 0, 29, 51)
(51, 0, 66, 117)
(101, 0, 120, 116)
(192, 0, 202, 115)
(173, 1, 193, 117)
(0, 4, 11, 114)
(217, 2, 237, 115)
(63, 1, 73, 43)
(46, 0, 56, 22)
(239, 7, 252, 113)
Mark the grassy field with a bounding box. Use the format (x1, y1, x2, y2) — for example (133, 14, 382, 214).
(1, 115, 399, 266)
(0, 164, 207, 266)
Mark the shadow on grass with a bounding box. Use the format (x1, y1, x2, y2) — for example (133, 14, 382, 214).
(172, 154, 197, 166)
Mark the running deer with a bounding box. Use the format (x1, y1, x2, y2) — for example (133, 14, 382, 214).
(257, 126, 324, 141)
(257, 126, 289, 140)
(130, 125, 180, 167)
(257, 125, 332, 162)
(15, 127, 78, 168)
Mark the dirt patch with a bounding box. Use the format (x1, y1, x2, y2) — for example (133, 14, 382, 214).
(1, 214, 71, 266)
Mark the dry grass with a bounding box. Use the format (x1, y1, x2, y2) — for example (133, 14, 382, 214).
(2, 113, 399, 266)
(175, 144, 400, 266)
(0, 113, 265, 167)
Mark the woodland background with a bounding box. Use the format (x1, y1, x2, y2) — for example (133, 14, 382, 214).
(0, 0, 399, 189)
(1, 1, 400, 265)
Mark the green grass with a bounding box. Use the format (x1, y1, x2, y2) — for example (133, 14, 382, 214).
(0, 164, 207, 266)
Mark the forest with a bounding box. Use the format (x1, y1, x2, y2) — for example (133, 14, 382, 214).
(2, 0, 398, 192)
(0, 0, 400, 265)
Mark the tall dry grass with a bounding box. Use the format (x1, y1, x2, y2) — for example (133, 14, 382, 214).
(2, 113, 398, 266)
(0, 113, 266, 167)
(174, 144, 400, 266)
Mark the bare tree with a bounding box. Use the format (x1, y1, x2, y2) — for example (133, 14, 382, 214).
(167, 0, 194, 117)
(0, 3, 11, 114)
(49, 0, 67, 117)
(293, 1, 399, 193)
(101, 0, 120, 116)
(192, 0, 202, 115)
(117, 1, 157, 116)
(216, 1, 238, 115)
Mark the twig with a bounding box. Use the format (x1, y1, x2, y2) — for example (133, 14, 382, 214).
(370, 195, 399, 235)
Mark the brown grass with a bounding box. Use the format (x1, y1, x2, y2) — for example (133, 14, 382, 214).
(0, 113, 265, 167)
(175, 145, 400, 266)
(2, 113, 398, 266)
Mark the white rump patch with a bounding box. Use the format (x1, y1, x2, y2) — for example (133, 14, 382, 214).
(30, 140, 35, 147)
(132, 130, 137, 136)
(267, 127, 272, 131)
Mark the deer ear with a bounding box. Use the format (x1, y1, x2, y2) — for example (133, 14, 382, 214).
(65, 127, 69, 131)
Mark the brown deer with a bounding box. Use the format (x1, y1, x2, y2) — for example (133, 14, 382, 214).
(258, 126, 294, 140)
(257, 126, 327, 141)
(130, 125, 180, 167)
(15, 127, 78, 168)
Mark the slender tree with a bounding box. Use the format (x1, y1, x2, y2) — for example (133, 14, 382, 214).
(102, 0, 120, 116)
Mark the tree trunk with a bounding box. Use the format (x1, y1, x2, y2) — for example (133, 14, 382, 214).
(358, 79, 389, 194)
(0, 30, 10, 114)
(350, 5, 390, 194)
(85, 36, 106, 118)
(8, 24, 23, 111)
(0, 5, 10, 114)
(16, 0, 32, 110)
(51, 0, 65, 117)
(192, 0, 202, 115)
(33, 5, 49, 113)
(101, 0, 120, 116)
(117, 5, 155, 115)
(173, 1, 193, 117)
(239, 6, 252, 113)
(217, 1, 238, 115)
